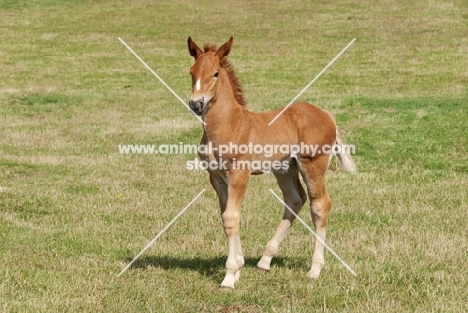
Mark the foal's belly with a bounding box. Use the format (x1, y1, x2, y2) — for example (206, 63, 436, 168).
(199, 149, 296, 175)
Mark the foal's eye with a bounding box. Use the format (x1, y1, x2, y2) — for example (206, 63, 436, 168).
(214, 72, 219, 78)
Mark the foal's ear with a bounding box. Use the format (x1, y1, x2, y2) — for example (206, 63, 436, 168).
(216, 36, 233, 60)
(187, 36, 203, 59)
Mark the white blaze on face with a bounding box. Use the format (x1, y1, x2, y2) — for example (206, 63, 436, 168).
(195, 79, 201, 91)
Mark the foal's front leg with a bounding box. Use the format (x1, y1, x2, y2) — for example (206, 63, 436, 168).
(220, 170, 250, 289)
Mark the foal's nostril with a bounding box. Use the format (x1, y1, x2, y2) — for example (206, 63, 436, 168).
(189, 99, 204, 115)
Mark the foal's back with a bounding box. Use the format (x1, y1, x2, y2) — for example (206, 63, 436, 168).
(251, 101, 337, 148)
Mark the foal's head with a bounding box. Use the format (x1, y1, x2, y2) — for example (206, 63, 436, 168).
(187, 36, 233, 115)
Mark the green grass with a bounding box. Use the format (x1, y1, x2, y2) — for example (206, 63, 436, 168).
(1, 0, 468, 312)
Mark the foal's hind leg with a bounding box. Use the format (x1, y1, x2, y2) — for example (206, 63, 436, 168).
(257, 167, 307, 271)
(299, 156, 332, 279)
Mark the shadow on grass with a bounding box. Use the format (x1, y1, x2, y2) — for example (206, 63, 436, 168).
(128, 254, 308, 282)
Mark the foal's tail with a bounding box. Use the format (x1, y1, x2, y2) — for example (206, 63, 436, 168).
(335, 128, 357, 174)
(328, 113, 357, 174)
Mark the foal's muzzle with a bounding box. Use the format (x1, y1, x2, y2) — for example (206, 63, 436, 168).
(189, 98, 206, 116)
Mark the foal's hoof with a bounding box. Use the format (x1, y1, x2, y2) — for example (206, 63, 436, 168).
(307, 262, 324, 279)
(307, 268, 322, 279)
(220, 275, 236, 289)
(256, 267, 269, 272)
(257, 256, 272, 271)
(220, 282, 235, 290)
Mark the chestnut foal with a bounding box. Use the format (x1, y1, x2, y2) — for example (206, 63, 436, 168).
(187, 36, 356, 289)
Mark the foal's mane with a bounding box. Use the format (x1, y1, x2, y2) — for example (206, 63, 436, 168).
(204, 44, 247, 107)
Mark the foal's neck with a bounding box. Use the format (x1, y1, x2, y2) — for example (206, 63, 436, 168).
(203, 69, 246, 137)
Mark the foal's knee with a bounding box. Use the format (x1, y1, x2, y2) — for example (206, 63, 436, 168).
(311, 196, 331, 226)
(222, 211, 240, 235)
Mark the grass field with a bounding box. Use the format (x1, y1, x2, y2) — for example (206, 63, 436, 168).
(1, 0, 468, 312)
